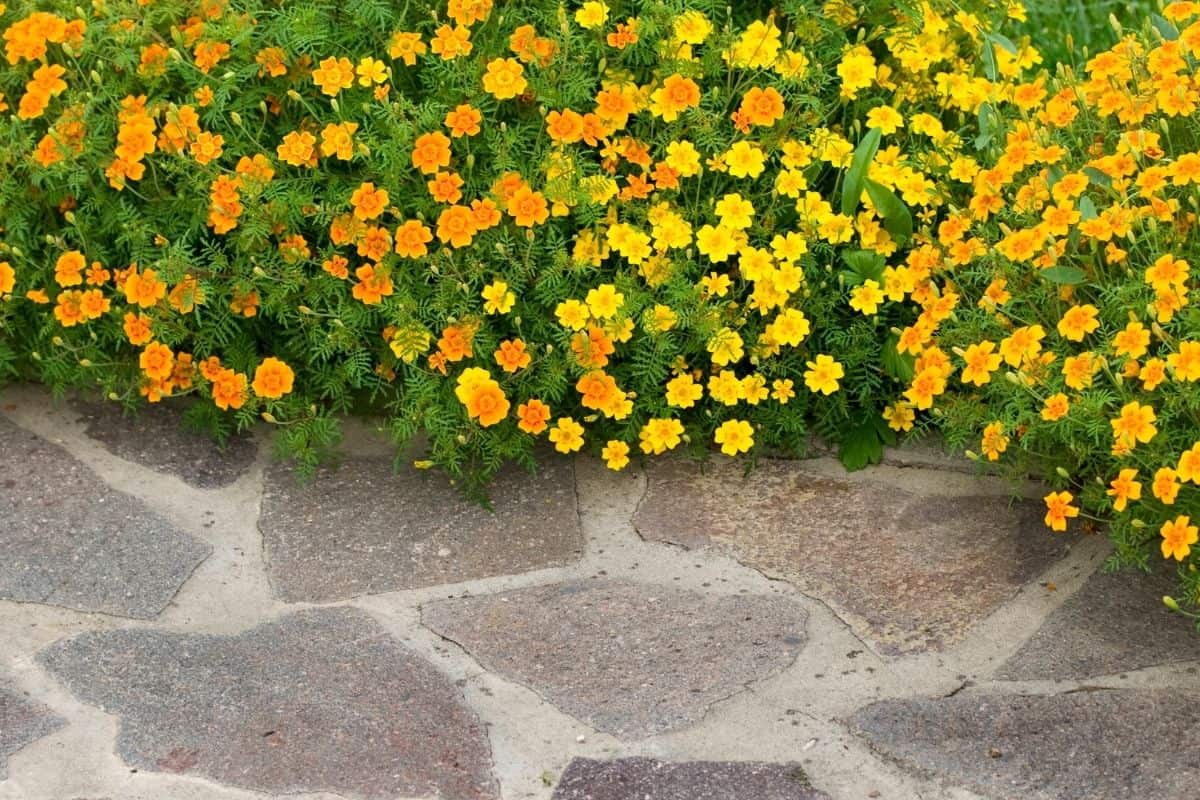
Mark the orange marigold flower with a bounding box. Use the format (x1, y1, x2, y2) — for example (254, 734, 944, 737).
(394, 220, 434, 258)
(506, 185, 549, 227)
(436, 205, 478, 248)
(516, 399, 551, 434)
(139, 341, 175, 380)
(411, 131, 451, 174)
(349, 182, 390, 221)
(252, 356, 295, 399)
(494, 339, 532, 372)
(312, 56, 355, 96)
(277, 130, 317, 167)
(351, 264, 394, 305)
(482, 57, 527, 100)
(123, 267, 166, 308)
(444, 104, 482, 137)
(211, 367, 248, 410)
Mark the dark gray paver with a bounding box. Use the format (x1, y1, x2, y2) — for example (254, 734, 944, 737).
(634, 458, 1065, 654)
(552, 757, 829, 799)
(850, 689, 1200, 800)
(76, 401, 256, 489)
(422, 579, 807, 739)
(0, 416, 211, 619)
(260, 456, 584, 602)
(998, 567, 1200, 680)
(1, 685, 65, 779)
(37, 607, 497, 799)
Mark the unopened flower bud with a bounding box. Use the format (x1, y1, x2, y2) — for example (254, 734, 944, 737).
(231, 111, 242, 126)
(1164, 595, 1181, 612)
(1056, 466, 1070, 479)
(261, 412, 277, 423)
(78, 358, 92, 367)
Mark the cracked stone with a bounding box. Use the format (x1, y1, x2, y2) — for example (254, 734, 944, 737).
(0, 415, 211, 618)
(422, 579, 807, 739)
(260, 455, 584, 602)
(76, 400, 256, 489)
(1, 685, 65, 780)
(633, 458, 1064, 654)
(850, 689, 1200, 800)
(37, 607, 497, 799)
(998, 566, 1200, 680)
(551, 758, 830, 799)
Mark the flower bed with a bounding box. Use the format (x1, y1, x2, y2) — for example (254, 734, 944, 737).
(3, 0, 1200, 613)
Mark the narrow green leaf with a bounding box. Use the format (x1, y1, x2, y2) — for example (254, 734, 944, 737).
(841, 127, 881, 216)
(986, 32, 1018, 54)
(1152, 13, 1180, 41)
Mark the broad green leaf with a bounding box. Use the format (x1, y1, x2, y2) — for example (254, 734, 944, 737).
(842, 249, 885, 283)
(841, 127, 881, 216)
(975, 102, 995, 150)
(1040, 265, 1086, 285)
(1152, 13, 1180, 40)
(1079, 195, 1098, 220)
(981, 37, 997, 81)
(1082, 166, 1111, 187)
(881, 334, 915, 382)
(839, 420, 884, 471)
(986, 32, 1018, 54)
(865, 179, 913, 245)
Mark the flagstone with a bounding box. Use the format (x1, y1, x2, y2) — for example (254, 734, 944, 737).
(850, 689, 1200, 800)
(76, 401, 256, 489)
(634, 458, 1064, 654)
(0, 416, 210, 619)
(37, 607, 497, 799)
(422, 579, 806, 739)
(551, 757, 829, 799)
(0, 685, 65, 780)
(260, 456, 583, 602)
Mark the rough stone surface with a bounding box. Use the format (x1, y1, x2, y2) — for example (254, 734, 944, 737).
(37, 607, 497, 800)
(76, 401, 256, 489)
(551, 758, 829, 799)
(422, 579, 807, 739)
(999, 567, 1200, 680)
(634, 458, 1065, 654)
(260, 455, 584, 602)
(0, 416, 211, 618)
(850, 689, 1200, 800)
(0, 686, 65, 779)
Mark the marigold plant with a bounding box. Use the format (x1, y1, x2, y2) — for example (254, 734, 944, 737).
(14, 0, 1200, 611)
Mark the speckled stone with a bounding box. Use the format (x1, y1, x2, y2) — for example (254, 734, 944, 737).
(76, 401, 256, 489)
(850, 689, 1200, 800)
(0, 416, 211, 619)
(999, 567, 1200, 680)
(260, 456, 583, 602)
(422, 579, 807, 739)
(38, 607, 497, 799)
(0, 685, 65, 779)
(633, 458, 1065, 654)
(551, 758, 829, 799)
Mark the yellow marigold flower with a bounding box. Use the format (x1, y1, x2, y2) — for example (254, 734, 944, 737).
(549, 416, 585, 453)
(883, 402, 915, 432)
(1161, 515, 1198, 561)
(714, 419, 754, 456)
(772, 378, 796, 404)
(665, 373, 703, 409)
(601, 439, 630, 470)
(1043, 491, 1078, 532)
(482, 57, 526, 99)
(980, 421, 1008, 461)
(481, 279, 515, 314)
(1107, 468, 1141, 513)
(804, 354, 844, 395)
(1111, 401, 1157, 447)
(312, 56, 355, 96)
(707, 327, 744, 366)
(960, 341, 1002, 386)
(575, 1, 609, 29)
(639, 417, 684, 455)
(724, 141, 766, 178)
(355, 56, 387, 86)
(1041, 393, 1070, 421)
(849, 279, 885, 315)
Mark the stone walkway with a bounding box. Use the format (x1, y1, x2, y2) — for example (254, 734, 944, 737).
(1, 382, 1198, 800)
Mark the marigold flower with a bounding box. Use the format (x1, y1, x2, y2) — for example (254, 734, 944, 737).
(252, 357, 294, 399)
(714, 419, 754, 456)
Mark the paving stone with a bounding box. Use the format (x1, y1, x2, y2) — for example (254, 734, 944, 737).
(0, 416, 211, 619)
(551, 757, 829, 799)
(851, 689, 1200, 800)
(76, 401, 256, 489)
(998, 567, 1200, 680)
(37, 607, 497, 799)
(634, 458, 1065, 654)
(260, 455, 583, 602)
(422, 579, 806, 739)
(0, 686, 65, 779)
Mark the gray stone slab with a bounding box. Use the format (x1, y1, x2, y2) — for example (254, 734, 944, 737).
(0, 686, 65, 779)
(998, 567, 1200, 680)
(0, 416, 211, 618)
(260, 456, 584, 602)
(850, 689, 1200, 800)
(552, 757, 829, 799)
(422, 579, 807, 739)
(38, 607, 497, 799)
(634, 458, 1065, 654)
(76, 401, 256, 489)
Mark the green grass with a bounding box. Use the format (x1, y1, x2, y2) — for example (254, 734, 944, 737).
(1013, 0, 1158, 65)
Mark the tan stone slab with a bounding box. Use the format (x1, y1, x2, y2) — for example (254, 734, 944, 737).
(633, 458, 1066, 654)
